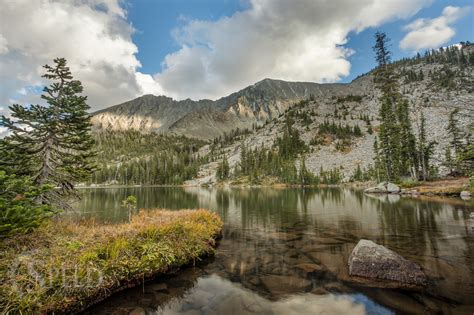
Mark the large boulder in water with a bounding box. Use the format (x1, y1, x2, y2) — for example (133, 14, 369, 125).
(348, 239, 427, 290)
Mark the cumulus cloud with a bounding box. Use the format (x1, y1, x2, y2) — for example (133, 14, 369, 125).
(1, 0, 433, 114)
(400, 6, 469, 51)
(0, 34, 8, 55)
(0, 0, 157, 113)
(153, 0, 431, 100)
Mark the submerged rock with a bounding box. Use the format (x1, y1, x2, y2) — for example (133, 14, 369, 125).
(294, 263, 328, 277)
(260, 275, 311, 296)
(129, 307, 146, 315)
(364, 182, 400, 194)
(348, 239, 427, 290)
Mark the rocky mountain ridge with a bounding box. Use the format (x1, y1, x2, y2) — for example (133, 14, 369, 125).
(186, 58, 473, 184)
(92, 77, 374, 140)
(91, 46, 474, 184)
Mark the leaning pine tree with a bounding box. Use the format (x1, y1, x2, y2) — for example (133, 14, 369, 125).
(0, 58, 94, 209)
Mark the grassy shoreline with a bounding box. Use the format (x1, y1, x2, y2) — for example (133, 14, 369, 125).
(76, 177, 472, 200)
(0, 209, 223, 314)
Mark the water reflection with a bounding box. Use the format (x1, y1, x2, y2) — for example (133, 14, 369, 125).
(87, 273, 393, 315)
(75, 187, 474, 314)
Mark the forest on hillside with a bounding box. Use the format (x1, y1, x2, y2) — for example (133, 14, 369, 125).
(91, 131, 207, 185)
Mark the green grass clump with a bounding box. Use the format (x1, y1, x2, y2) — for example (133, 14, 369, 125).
(0, 209, 222, 314)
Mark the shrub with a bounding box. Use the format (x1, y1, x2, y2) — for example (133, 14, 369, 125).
(0, 171, 56, 237)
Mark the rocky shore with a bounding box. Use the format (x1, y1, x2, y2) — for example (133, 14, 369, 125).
(364, 178, 472, 199)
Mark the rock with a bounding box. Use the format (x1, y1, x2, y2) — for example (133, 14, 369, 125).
(153, 292, 170, 304)
(364, 187, 383, 194)
(460, 191, 471, 197)
(386, 182, 401, 193)
(129, 307, 146, 315)
(149, 283, 167, 292)
(364, 182, 400, 194)
(348, 239, 427, 290)
(268, 232, 301, 241)
(460, 191, 472, 200)
(360, 289, 428, 314)
(470, 212, 474, 219)
(294, 263, 328, 277)
(260, 275, 311, 296)
(323, 281, 351, 293)
(138, 298, 153, 307)
(310, 286, 329, 295)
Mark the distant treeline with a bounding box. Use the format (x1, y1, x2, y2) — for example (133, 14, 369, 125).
(92, 131, 206, 185)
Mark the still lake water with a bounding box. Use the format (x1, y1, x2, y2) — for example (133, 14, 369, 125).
(73, 187, 474, 314)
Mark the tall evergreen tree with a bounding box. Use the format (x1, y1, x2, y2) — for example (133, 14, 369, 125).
(372, 32, 425, 181)
(447, 109, 462, 155)
(397, 100, 418, 176)
(373, 31, 397, 95)
(0, 58, 94, 208)
(216, 154, 230, 180)
(416, 112, 436, 180)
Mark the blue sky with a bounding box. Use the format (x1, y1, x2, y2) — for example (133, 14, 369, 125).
(128, 0, 473, 83)
(0, 0, 473, 116)
(344, 0, 473, 81)
(127, 0, 249, 75)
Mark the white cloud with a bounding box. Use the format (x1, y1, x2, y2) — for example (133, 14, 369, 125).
(0, 34, 8, 54)
(153, 0, 431, 101)
(0, 0, 155, 113)
(400, 6, 469, 51)
(0, 0, 433, 114)
(135, 72, 164, 96)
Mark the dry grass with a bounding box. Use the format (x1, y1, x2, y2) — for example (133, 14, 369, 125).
(0, 209, 222, 314)
(400, 177, 470, 194)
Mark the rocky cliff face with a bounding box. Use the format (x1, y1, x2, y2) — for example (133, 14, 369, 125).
(91, 95, 214, 134)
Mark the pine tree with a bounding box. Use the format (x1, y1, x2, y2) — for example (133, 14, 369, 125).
(216, 154, 230, 180)
(298, 157, 317, 185)
(372, 32, 423, 181)
(0, 171, 56, 236)
(373, 137, 383, 181)
(397, 100, 417, 176)
(417, 112, 428, 180)
(447, 109, 462, 155)
(456, 126, 473, 176)
(444, 147, 454, 175)
(378, 97, 401, 180)
(0, 58, 95, 208)
(373, 32, 397, 95)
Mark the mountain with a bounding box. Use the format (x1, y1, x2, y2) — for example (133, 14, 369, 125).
(91, 45, 474, 184)
(91, 78, 374, 140)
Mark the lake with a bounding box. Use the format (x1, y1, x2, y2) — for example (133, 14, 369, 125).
(73, 187, 474, 314)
